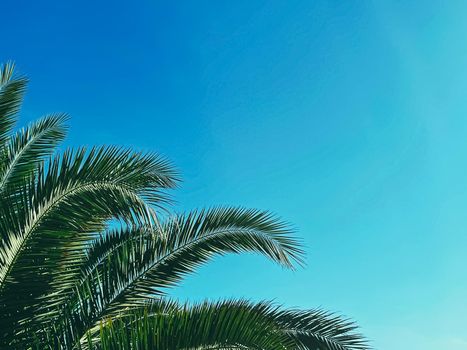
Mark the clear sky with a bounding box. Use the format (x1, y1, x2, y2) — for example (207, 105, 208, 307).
(2, 1, 466, 349)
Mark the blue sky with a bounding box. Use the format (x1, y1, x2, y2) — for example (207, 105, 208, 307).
(2, 1, 466, 349)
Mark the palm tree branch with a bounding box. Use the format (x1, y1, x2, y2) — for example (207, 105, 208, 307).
(80, 299, 369, 350)
(0, 62, 27, 145)
(0, 113, 68, 193)
(0, 147, 178, 346)
(52, 208, 303, 345)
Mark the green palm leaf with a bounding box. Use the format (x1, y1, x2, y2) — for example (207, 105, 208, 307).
(0, 61, 370, 350)
(0, 62, 27, 145)
(0, 146, 178, 346)
(47, 208, 304, 346)
(0, 113, 68, 193)
(83, 299, 368, 350)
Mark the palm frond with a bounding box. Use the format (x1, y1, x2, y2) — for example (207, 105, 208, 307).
(0, 61, 370, 350)
(47, 208, 304, 346)
(0, 61, 16, 85)
(84, 299, 289, 350)
(0, 146, 178, 346)
(273, 308, 369, 350)
(0, 62, 27, 145)
(118, 207, 304, 297)
(0, 113, 68, 193)
(82, 299, 369, 350)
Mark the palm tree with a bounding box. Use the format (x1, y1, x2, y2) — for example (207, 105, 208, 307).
(0, 62, 368, 350)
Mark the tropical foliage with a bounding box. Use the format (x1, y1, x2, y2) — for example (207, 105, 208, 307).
(0, 62, 369, 350)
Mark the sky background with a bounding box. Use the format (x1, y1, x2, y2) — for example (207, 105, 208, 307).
(2, 1, 466, 349)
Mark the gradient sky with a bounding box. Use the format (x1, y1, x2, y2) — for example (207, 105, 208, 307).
(2, 1, 466, 349)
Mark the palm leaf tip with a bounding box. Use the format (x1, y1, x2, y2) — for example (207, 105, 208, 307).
(166, 206, 306, 270)
(0, 61, 27, 88)
(0, 61, 19, 85)
(0, 67, 28, 146)
(275, 307, 370, 350)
